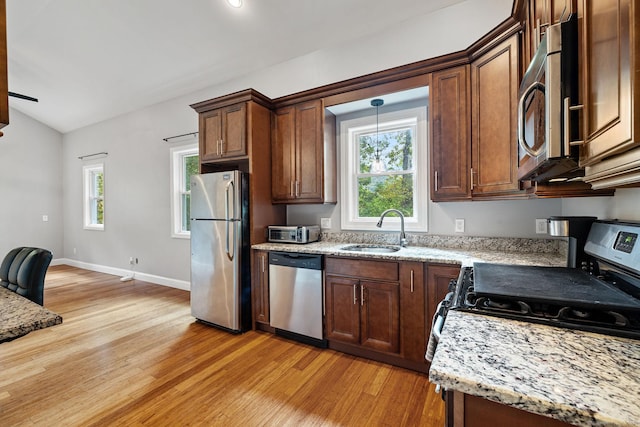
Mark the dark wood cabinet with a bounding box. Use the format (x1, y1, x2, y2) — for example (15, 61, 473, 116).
(430, 65, 472, 201)
(470, 34, 522, 198)
(359, 279, 400, 353)
(325, 274, 361, 344)
(399, 262, 427, 363)
(579, 0, 640, 166)
(0, 0, 8, 133)
(199, 102, 247, 162)
(521, 0, 577, 70)
(449, 390, 573, 427)
(272, 99, 336, 204)
(325, 258, 400, 354)
(325, 257, 434, 371)
(426, 264, 460, 341)
(252, 250, 270, 329)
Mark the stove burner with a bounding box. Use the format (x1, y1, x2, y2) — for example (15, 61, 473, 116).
(451, 266, 640, 340)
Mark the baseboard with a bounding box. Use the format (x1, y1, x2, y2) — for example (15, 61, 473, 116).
(51, 258, 191, 291)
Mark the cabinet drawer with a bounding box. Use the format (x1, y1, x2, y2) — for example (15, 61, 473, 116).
(326, 257, 398, 281)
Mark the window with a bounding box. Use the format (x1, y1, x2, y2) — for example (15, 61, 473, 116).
(83, 164, 104, 230)
(340, 106, 428, 231)
(171, 145, 199, 238)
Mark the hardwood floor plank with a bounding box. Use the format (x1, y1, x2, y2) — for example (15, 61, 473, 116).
(0, 265, 445, 426)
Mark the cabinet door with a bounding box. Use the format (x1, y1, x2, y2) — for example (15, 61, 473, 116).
(426, 264, 460, 340)
(295, 100, 324, 202)
(360, 280, 400, 354)
(199, 109, 223, 162)
(579, 0, 640, 165)
(252, 250, 269, 326)
(221, 103, 247, 158)
(471, 35, 521, 197)
(400, 262, 426, 363)
(325, 275, 360, 344)
(430, 65, 471, 201)
(0, 0, 7, 132)
(272, 106, 296, 202)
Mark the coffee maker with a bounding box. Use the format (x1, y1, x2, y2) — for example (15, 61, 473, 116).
(548, 216, 597, 268)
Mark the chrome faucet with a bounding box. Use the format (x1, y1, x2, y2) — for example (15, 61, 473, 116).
(376, 209, 407, 247)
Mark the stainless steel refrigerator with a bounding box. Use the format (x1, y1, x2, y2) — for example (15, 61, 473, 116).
(190, 171, 250, 332)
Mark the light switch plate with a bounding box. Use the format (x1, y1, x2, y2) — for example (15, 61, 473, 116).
(455, 219, 465, 233)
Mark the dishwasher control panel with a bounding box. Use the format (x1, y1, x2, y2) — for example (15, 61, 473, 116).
(268, 252, 323, 270)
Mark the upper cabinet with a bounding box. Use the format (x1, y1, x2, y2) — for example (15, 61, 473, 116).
(198, 103, 247, 162)
(579, 0, 640, 165)
(430, 65, 471, 201)
(431, 33, 523, 201)
(191, 89, 285, 244)
(0, 0, 8, 133)
(470, 34, 522, 198)
(522, 0, 577, 71)
(272, 99, 337, 204)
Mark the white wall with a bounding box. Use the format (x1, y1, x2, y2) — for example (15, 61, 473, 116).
(0, 108, 63, 257)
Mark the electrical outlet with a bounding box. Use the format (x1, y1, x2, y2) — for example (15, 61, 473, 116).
(536, 218, 548, 234)
(455, 219, 465, 233)
(42, 215, 49, 222)
(129, 257, 135, 265)
(320, 218, 331, 229)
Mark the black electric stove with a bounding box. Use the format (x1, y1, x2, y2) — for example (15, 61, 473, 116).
(450, 220, 640, 340)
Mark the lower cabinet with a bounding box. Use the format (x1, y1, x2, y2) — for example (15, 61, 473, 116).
(448, 391, 574, 427)
(252, 250, 272, 331)
(324, 256, 459, 372)
(325, 274, 400, 354)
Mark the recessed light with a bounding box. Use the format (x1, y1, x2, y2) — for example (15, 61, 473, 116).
(227, 0, 242, 8)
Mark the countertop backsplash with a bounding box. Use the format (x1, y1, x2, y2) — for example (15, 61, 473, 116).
(320, 231, 564, 254)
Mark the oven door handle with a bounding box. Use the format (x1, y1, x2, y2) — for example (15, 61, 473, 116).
(432, 310, 445, 343)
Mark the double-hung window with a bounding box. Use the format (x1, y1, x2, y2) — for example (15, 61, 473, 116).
(170, 145, 199, 238)
(83, 163, 104, 230)
(340, 105, 428, 231)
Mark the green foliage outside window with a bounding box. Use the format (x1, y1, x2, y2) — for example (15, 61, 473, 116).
(357, 128, 414, 217)
(182, 154, 199, 231)
(94, 172, 104, 225)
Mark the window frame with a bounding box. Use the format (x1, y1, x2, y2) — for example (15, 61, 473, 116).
(340, 106, 428, 232)
(170, 144, 199, 239)
(83, 163, 105, 231)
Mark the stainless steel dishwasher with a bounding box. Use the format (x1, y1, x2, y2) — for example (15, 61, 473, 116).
(268, 251, 326, 347)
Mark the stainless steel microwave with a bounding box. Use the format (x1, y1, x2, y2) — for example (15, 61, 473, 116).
(517, 15, 581, 182)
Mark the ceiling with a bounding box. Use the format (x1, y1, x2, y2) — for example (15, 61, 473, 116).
(6, 1, 510, 134)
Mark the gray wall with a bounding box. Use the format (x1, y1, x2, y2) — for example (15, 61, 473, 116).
(0, 108, 63, 257)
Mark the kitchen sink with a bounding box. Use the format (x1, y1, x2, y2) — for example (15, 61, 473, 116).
(340, 244, 402, 253)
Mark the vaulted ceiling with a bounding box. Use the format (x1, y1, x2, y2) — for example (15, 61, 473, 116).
(6, 0, 512, 133)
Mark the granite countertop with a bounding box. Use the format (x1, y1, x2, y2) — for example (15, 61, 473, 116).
(0, 287, 63, 342)
(252, 241, 566, 267)
(429, 311, 640, 427)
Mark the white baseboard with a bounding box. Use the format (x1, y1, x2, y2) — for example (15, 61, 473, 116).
(51, 258, 191, 291)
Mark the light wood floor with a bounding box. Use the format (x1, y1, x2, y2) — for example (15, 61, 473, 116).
(0, 265, 444, 426)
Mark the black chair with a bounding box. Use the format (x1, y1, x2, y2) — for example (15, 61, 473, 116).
(0, 247, 53, 306)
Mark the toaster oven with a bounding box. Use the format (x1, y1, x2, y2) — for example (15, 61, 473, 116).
(267, 225, 320, 244)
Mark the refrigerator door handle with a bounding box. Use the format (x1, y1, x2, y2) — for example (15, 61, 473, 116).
(225, 180, 235, 261)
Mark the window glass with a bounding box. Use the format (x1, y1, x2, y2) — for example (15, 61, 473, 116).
(83, 164, 104, 230)
(171, 145, 199, 238)
(340, 106, 427, 231)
